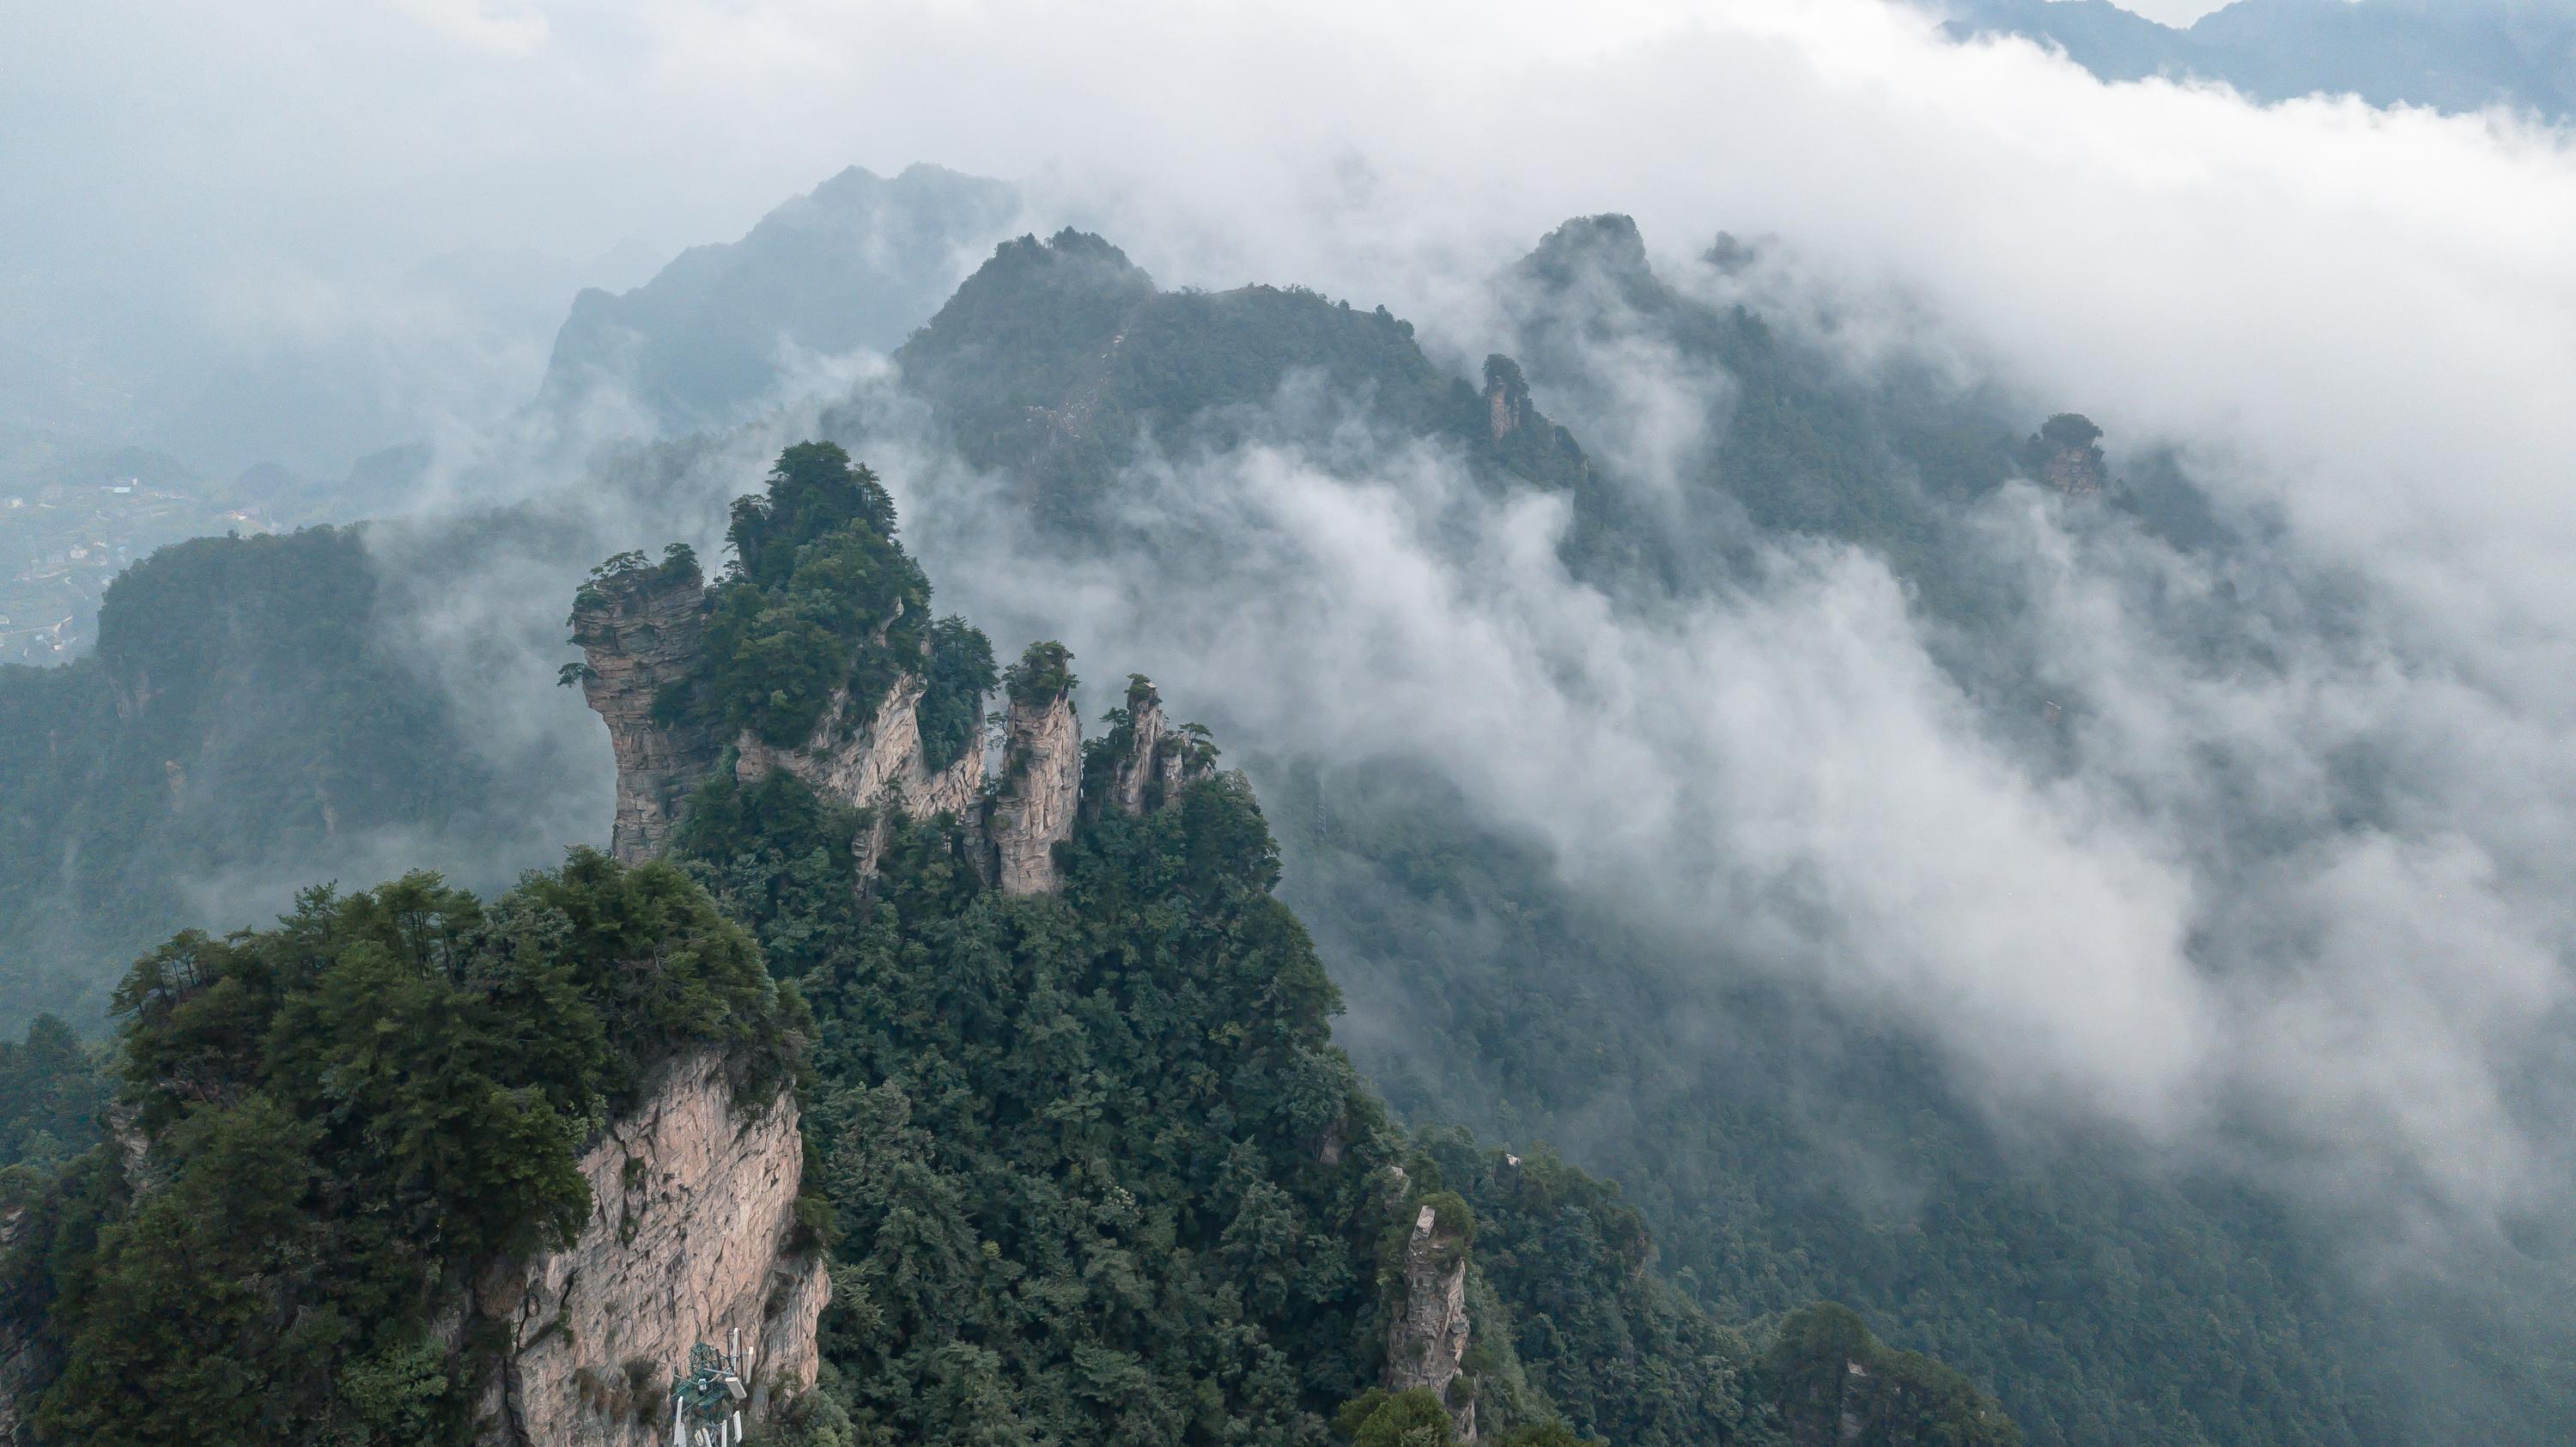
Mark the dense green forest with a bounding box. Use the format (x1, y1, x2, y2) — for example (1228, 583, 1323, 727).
(647, 444, 2004, 1447)
(830, 219, 2562, 1446)
(0, 451, 2020, 1446)
(814, 223, 2374, 1445)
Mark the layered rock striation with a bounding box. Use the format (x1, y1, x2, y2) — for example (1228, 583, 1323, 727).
(1097, 677, 1216, 818)
(464, 1050, 825, 1447)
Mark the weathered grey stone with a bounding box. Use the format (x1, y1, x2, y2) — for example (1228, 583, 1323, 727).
(992, 685, 1080, 894)
(1101, 679, 1211, 817)
(572, 564, 721, 865)
(736, 673, 927, 809)
(1386, 1201, 1476, 1442)
(470, 1050, 824, 1447)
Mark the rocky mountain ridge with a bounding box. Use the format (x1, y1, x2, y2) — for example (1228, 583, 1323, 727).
(572, 538, 1212, 893)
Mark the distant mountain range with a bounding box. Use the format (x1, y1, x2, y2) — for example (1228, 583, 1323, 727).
(1944, 0, 2576, 119)
(535, 162, 1023, 435)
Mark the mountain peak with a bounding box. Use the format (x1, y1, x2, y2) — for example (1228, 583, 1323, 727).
(1515, 213, 1658, 300)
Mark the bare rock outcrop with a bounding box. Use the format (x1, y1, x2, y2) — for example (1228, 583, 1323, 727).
(0, 1210, 39, 1447)
(1483, 355, 1534, 444)
(571, 561, 722, 865)
(577, 570, 994, 871)
(737, 673, 927, 808)
(992, 681, 1080, 895)
(571, 575, 1212, 902)
(916, 735, 987, 822)
(1386, 1201, 1477, 1442)
(736, 670, 989, 829)
(1099, 678, 1214, 817)
(468, 1050, 825, 1447)
(2024, 412, 2108, 496)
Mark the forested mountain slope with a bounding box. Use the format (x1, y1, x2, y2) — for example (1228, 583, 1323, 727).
(0, 447, 2019, 1447)
(0, 209, 2557, 1444)
(538, 163, 1022, 435)
(877, 228, 1623, 554)
(826, 219, 2551, 1444)
(0, 527, 563, 1024)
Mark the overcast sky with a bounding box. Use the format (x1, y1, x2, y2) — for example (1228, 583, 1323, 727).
(0, 2, 2227, 352)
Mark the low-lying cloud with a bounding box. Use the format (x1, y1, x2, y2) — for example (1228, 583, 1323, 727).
(20, 0, 2576, 1401)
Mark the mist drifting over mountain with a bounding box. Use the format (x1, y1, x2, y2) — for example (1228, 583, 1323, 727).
(7, 3, 2576, 1444)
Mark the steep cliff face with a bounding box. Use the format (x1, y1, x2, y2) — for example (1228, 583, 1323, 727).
(571, 463, 1232, 904)
(2038, 445, 2105, 496)
(571, 562, 721, 864)
(465, 1049, 825, 1447)
(578, 582, 995, 872)
(1386, 1201, 1477, 1442)
(1099, 678, 1216, 818)
(0, 1210, 37, 1447)
(1484, 355, 1534, 444)
(993, 684, 1081, 894)
(735, 670, 989, 830)
(736, 673, 927, 810)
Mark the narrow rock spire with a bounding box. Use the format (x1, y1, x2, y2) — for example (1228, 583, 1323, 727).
(991, 642, 1081, 894)
(568, 552, 720, 864)
(1386, 1198, 1478, 1442)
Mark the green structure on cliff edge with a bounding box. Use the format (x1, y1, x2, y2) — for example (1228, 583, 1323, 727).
(671, 1334, 748, 1446)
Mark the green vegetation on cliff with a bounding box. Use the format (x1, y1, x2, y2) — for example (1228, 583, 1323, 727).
(0, 526, 512, 1025)
(677, 441, 992, 759)
(679, 765, 1413, 1445)
(0, 443, 2032, 1447)
(0, 854, 805, 1446)
(0, 1017, 104, 1195)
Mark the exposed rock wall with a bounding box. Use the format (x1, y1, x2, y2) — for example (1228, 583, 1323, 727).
(572, 570, 1218, 898)
(992, 685, 1081, 894)
(1484, 355, 1533, 444)
(1102, 680, 1209, 817)
(572, 565, 721, 865)
(2024, 413, 2108, 496)
(737, 673, 927, 808)
(469, 1049, 825, 1447)
(2039, 442, 2105, 496)
(1386, 1201, 1477, 1442)
(0, 1210, 39, 1447)
(578, 577, 996, 871)
(916, 737, 987, 822)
